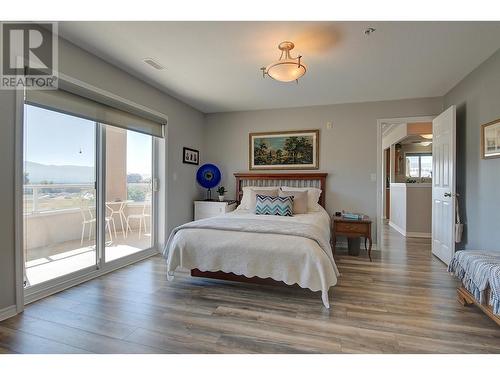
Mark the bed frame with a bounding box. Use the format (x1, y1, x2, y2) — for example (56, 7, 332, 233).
(190, 172, 328, 284)
(234, 172, 327, 207)
(457, 286, 500, 326)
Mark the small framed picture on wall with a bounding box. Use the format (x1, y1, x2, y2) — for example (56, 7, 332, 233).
(183, 147, 199, 165)
(481, 119, 500, 159)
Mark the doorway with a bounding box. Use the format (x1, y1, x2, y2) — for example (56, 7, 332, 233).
(376, 116, 435, 248)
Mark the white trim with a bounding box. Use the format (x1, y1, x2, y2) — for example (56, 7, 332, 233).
(155, 135, 167, 249)
(388, 221, 431, 239)
(14, 81, 25, 314)
(376, 115, 436, 253)
(25, 248, 159, 305)
(406, 232, 432, 238)
(381, 123, 399, 136)
(0, 305, 17, 322)
(389, 221, 407, 236)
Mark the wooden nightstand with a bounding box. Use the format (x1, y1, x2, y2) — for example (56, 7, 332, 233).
(332, 216, 373, 261)
(194, 200, 237, 221)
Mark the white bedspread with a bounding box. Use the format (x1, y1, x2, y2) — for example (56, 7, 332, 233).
(162, 208, 339, 308)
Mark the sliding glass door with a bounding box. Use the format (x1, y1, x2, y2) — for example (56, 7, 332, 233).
(104, 125, 153, 263)
(23, 102, 157, 293)
(23, 104, 98, 287)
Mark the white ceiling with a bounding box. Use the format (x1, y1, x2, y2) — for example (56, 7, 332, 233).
(59, 21, 500, 113)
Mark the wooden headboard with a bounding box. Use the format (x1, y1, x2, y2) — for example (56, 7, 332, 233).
(234, 173, 328, 208)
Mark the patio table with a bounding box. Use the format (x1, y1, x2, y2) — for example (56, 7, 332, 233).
(105, 200, 133, 238)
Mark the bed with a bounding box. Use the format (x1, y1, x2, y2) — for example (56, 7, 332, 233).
(448, 250, 500, 326)
(162, 173, 339, 308)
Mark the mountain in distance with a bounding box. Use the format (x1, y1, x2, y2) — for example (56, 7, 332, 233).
(25, 161, 94, 184)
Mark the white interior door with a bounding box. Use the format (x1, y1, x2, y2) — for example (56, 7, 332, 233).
(432, 105, 456, 265)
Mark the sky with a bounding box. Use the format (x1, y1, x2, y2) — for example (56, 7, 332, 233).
(25, 104, 152, 176)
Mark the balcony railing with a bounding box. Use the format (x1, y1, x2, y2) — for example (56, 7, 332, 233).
(24, 183, 95, 215)
(24, 182, 151, 215)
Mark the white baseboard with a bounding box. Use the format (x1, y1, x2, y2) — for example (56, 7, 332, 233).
(389, 221, 406, 236)
(0, 305, 17, 322)
(389, 221, 430, 238)
(406, 232, 431, 238)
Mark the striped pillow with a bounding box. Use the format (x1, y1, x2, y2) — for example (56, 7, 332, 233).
(255, 194, 294, 217)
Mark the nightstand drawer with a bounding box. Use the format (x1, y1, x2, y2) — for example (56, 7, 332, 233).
(335, 221, 369, 234)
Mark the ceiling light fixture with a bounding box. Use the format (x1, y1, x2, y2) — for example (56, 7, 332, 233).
(421, 134, 433, 140)
(261, 41, 306, 83)
(421, 141, 432, 146)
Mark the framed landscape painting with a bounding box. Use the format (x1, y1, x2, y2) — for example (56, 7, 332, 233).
(481, 119, 500, 159)
(249, 129, 319, 170)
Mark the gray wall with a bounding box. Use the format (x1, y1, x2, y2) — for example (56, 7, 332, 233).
(0, 90, 17, 312)
(204, 97, 443, 239)
(0, 38, 205, 311)
(444, 48, 500, 251)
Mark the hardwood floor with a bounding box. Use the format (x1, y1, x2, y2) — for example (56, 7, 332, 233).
(1, 224, 499, 353)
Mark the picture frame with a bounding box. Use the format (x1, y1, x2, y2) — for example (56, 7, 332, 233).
(481, 119, 500, 159)
(183, 147, 199, 165)
(249, 129, 319, 170)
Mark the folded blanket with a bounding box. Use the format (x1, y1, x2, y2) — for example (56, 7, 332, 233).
(490, 266, 500, 315)
(163, 216, 337, 271)
(448, 250, 500, 315)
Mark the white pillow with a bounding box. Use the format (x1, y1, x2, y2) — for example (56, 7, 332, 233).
(281, 186, 322, 212)
(239, 186, 281, 210)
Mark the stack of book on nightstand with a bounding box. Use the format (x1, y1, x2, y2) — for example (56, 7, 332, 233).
(342, 211, 364, 220)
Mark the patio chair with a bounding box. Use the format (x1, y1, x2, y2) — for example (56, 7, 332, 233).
(80, 204, 96, 246)
(126, 194, 151, 239)
(79, 195, 117, 245)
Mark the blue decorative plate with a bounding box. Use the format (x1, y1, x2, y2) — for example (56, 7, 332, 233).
(196, 164, 221, 189)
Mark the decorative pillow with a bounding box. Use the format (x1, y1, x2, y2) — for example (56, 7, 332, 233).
(279, 189, 308, 214)
(239, 186, 280, 210)
(281, 186, 322, 212)
(249, 188, 279, 211)
(255, 195, 294, 216)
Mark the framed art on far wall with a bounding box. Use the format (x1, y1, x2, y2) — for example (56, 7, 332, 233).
(481, 119, 500, 159)
(183, 147, 199, 165)
(249, 129, 319, 170)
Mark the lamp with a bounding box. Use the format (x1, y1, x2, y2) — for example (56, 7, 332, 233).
(261, 41, 306, 83)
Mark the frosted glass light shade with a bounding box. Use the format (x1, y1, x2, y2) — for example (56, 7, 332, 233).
(266, 60, 307, 82)
(261, 41, 307, 83)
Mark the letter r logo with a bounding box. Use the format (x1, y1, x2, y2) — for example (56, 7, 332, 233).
(1, 23, 55, 76)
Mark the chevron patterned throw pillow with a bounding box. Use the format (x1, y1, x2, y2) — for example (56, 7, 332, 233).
(255, 194, 294, 216)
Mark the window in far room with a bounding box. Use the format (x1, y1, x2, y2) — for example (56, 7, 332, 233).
(405, 153, 432, 178)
